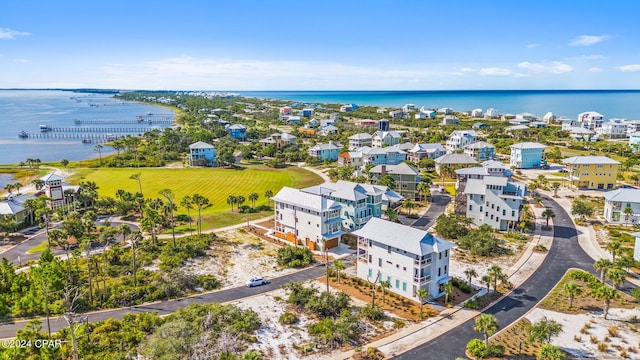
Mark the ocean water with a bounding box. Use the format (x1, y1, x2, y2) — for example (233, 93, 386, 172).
(0, 90, 174, 165)
(239, 90, 640, 120)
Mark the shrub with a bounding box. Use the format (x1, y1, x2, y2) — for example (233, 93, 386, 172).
(465, 339, 503, 359)
(361, 304, 386, 321)
(590, 335, 598, 344)
(534, 244, 548, 252)
(197, 275, 221, 291)
(598, 342, 608, 352)
(451, 277, 474, 294)
(279, 311, 299, 325)
(608, 326, 619, 337)
(568, 270, 598, 284)
(277, 247, 314, 268)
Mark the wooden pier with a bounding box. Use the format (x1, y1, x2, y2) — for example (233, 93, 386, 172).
(48, 127, 154, 133)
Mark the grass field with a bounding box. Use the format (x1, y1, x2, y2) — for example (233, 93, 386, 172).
(68, 165, 323, 230)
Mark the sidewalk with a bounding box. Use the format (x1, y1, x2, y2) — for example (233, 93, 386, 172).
(327, 198, 556, 359)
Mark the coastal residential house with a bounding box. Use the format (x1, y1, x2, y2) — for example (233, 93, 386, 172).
(0, 197, 27, 223)
(189, 141, 217, 167)
(349, 133, 373, 150)
(485, 108, 500, 118)
(41, 173, 65, 209)
(279, 106, 292, 115)
(301, 108, 314, 117)
(392, 142, 415, 152)
(463, 176, 527, 231)
(603, 188, 640, 224)
(360, 147, 407, 167)
(259, 133, 297, 148)
(473, 122, 490, 130)
(307, 141, 341, 161)
(272, 187, 343, 250)
(434, 153, 478, 176)
(463, 141, 495, 162)
(407, 143, 446, 163)
(516, 112, 538, 122)
(578, 111, 604, 130)
(454, 160, 511, 189)
(318, 125, 339, 136)
(337, 152, 363, 168)
(415, 110, 437, 119)
(562, 156, 620, 190)
(226, 124, 247, 141)
(354, 217, 455, 302)
(597, 120, 627, 139)
(389, 110, 406, 119)
(445, 130, 477, 152)
(441, 116, 460, 126)
(340, 104, 354, 112)
(629, 132, 640, 151)
(509, 142, 547, 169)
(543, 112, 556, 123)
(626, 120, 640, 137)
(402, 104, 417, 113)
(471, 108, 483, 117)
(355, 119, 377, 127)
(369, 163, 421, 200)
(438, 107, 453, 115)
(372, 131, 403, 148)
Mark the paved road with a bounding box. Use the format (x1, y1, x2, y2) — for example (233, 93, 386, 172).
(0, 256, 349, 338)
(411, 193, 451, 229)
(1, 220, 139, 266)
(394, 196, 595, 359)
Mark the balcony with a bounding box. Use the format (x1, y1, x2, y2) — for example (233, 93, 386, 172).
(413, 259, 432, 267)
(356, 215, 372, 225)
(413, 274, 431, 284)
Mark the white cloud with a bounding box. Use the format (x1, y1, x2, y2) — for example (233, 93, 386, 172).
(517, 61, 572, 74)
(479, 67, 511, 76)
(564, 54, 604, 61)
(0, 27, 30, 40)
(616, 64, 640, 72)
(513, 73, 529, 78)
(588, 67, 603, 73)
(569, 35, 611, 46)
(526, 44, 539, 48)
(12, 58, 30, 63)
(460, 67, 476, 72)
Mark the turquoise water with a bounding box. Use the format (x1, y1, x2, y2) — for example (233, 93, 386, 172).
(239, 90, 640, 120)
(0, 90, 174, 165)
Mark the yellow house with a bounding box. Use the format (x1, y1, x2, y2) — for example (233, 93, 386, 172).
(562, 156, 620, 190)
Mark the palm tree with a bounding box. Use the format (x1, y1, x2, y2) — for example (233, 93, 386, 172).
(606, 268, 626, 290)
(227, 195, 237, 212)
(180, 195, 194, 235)
(236, 195, 246, 209)
(562, 281, 582, 309)
(13, 182, 22, 194)
(403, 199, 415, 216)
(32, 179, 45, 190)
(443, 282, 454, 305)
(159, 189, 176, 248)
(417, 182, 431, 202)
(474, 314, 499, 345)
(3, 183, 14, 194)
(130, 231, 142, 289)
(264, 190, 274, 208)
(248, 192, 259, 209)
(623, 203, 634, 226)
(551, 182, 561, 197)
(334, 260, 345, 284)
(464, 268, 478, 285)
(593, 286, 619, 319)
(593, 258, 614, 283)
(542, 208, 555, 227)
(415, 288, 429, 319)
(481, 275, 491, 292)
(606, 241, 622, 262)
(488, 265, 505, 293)
(192, 194, 209, 235)
(379, 280, 391, 302)
(129, 172, 143, 197)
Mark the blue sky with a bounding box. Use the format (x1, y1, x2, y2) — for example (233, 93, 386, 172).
(1, 0, 639, 90)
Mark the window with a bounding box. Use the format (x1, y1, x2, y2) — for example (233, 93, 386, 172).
(378, 258, 382, 267)
(387, 246, 391, 254)
(445, 250, 448, 257)
(368, 269, 372, 277)
(402, 282, 407, 292)
(368, 255, 372, 263)
(512, 210, 515, 217)
(439, 252, 442, 260)
(387, 276, 391, 284)
(469, 204, 473, 211)
(444, 265, 448, 274)
(438, 268, 441, 276)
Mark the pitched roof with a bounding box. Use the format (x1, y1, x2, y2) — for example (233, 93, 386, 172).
(482, 160, 508, 169)
(40, 173, 64, 182)
(370, 163, 419, 176)
(352, 218, 455, 255)
(189, 141, 215, 149)
(0, 200, 24, 215)
(434, 153, 478, 165)
(309, 142, 340, 151)
(562, 156, 621, 165)
(227, 124, 246, 130)
(604, 188, 640, 204)
(464, 141, 495, 150)
(272, 187, 340, 212)
(349, 133, 373, 140)
(450, 130, 477, 138)
(409, 143, 445, 153)
(510, 142, 546, 150)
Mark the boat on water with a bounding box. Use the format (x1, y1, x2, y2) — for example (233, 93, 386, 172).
(40, 125, 52, 132)
(82, 139, 92, 144)
(74, 119, 82, 124)
(18, 131, 28, 138)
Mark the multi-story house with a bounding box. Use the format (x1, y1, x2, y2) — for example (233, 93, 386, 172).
(445, 130, 477, 152)
(337, 152, 363, 168)
(603, 188, 640, 224)
(226, 124, 247, 141)
(626, 120, 640, 137)
(485, 108, 500, 118)
(360, 147, 407, 166)
(509, 142, 547, 169)
(578, 111, 604, 130)
(279, 106, 291, 115)
(596, 119, 627, 139)
(272, 187, 343, 250)
(407, 143, 446, 163)
(369, 163, 421, 200)
(630, 132, 640, 151)
(189, 141, 217, 167)
(464, 141, 495, 161)
(348, 133, 373, 150)
(454, 160, 511, 189)
(441, 116, 460, 126)
(471, 108, 483, 117)
(259, 133, 297, 148)
(354, 217, 455, 302)
(434, 153, 478, 176)
(372, 131, 403, 148)
(464, 176, 527, 231)
(389, 110, 406, 119)
(307, 141, 341, 161)
(402, 104, 417, 113)
(562, 156, 620, 190)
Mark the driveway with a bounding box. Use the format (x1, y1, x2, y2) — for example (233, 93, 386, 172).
(411, 194, 450, 229)
(393, 196, 594, 359)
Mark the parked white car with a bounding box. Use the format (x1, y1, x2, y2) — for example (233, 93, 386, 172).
(246, 277, 268, 287)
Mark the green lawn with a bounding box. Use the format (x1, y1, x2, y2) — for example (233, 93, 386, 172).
(68, 165, 323, 230)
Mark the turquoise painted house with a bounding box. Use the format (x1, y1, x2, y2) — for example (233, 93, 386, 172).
(226, 124, 247, 141)
(509, 142, 547, 169)
(189, 141, 217, 167)
(307, 141, 341, 161)
(629, 133, 640, 151)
